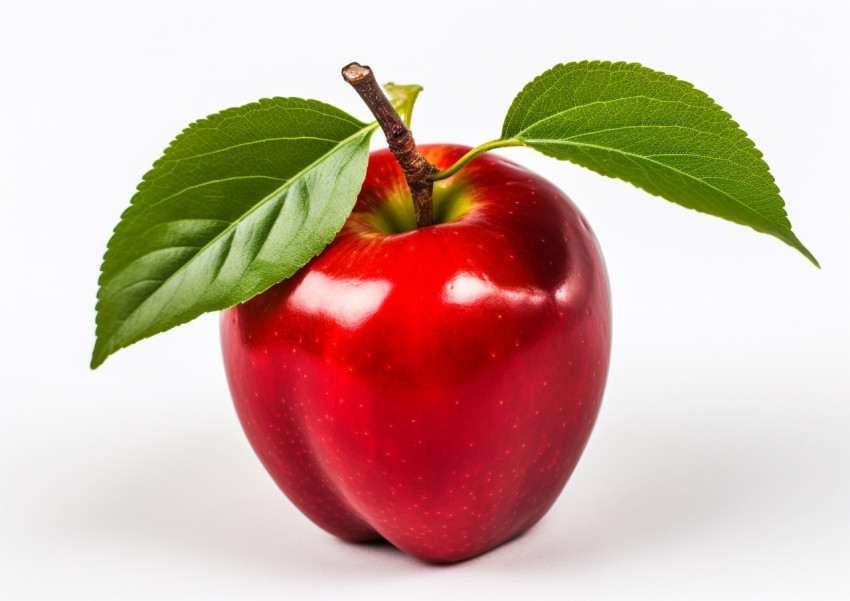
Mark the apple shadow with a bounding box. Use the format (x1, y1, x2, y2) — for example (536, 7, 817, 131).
(476, 398, 836, 575)
(334, 526, 540, 569)
(51, 408, 430, 581)
(50, 391, 829, 581)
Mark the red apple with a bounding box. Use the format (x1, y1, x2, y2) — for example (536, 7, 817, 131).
(220, 144, 612, 563)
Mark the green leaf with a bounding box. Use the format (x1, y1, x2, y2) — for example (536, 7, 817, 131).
(502, 61, 817, 266)
(384, 81, 424, 128)
(92, 98, 377, 368)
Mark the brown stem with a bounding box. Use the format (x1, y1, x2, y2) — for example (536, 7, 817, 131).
(342, 62, 437, 228)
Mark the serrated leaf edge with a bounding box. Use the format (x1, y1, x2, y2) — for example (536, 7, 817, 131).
(92, 117, 378, 368)
(502, 60, 817, 266)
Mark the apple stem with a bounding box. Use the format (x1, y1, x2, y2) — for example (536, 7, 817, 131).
(428, 139, 524, 181)
(342, 62, 438, 228)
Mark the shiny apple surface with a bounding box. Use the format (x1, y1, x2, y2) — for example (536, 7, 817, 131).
(221, 145, 611, 563)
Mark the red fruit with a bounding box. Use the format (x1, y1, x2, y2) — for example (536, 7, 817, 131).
(220, 144, 611, 563)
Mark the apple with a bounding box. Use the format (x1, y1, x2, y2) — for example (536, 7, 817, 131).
(220, 144, 611, 563)
(91, 61, 814, 566)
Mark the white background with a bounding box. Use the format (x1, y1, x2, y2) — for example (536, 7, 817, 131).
(1, 0, 848, 599)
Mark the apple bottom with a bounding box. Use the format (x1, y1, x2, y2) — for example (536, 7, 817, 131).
(220, 145, 611, 563)
(223, 311, 606, 563)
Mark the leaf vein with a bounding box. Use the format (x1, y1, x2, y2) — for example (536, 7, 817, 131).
(159, 136, 339, 164)
(512, 96, 722, 139)
(523, 138, 785, 228)
(102, 125, 377, 354)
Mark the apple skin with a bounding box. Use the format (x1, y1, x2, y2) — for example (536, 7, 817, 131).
(220, 144, 611, 563)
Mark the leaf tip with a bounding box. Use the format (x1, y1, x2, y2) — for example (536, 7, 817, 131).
(797, 241, 820, 268)
(779, 229, 819, 267)
(90, 346, 106, 370)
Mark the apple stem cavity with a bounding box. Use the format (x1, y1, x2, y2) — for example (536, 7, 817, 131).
(342, 62, 438, 228)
